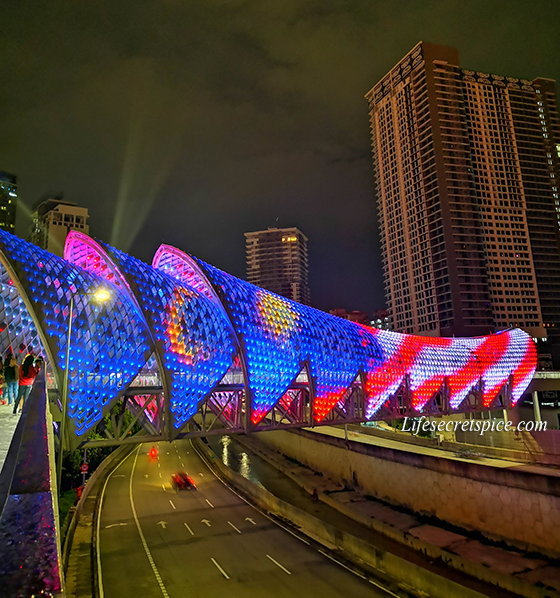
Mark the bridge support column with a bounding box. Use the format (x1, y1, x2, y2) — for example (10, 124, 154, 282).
(532, 390, 542, 423)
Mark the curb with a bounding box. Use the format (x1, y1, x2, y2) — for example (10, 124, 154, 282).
(63, 445, 135, 598)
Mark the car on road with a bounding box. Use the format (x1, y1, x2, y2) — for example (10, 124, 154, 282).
(171, 471, 197, 491)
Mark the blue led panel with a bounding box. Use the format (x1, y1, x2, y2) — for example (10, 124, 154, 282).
(98, 243, 236, 428)
(184, 257, 384, 423)
(0, 231, 151, 434)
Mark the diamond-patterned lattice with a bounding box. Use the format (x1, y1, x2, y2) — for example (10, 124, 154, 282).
(184, 257, 384, 424)
(0, 231, 151, 434)
(98, 242, 236, 428)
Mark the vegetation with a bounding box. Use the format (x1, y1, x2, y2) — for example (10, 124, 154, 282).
(60, 399, 143, 491)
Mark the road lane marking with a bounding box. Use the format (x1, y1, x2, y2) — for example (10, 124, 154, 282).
(184, 523, 194, 535)
(159, 472, 162, 478)
(227, 521, 241, 534)
(158, 521, 167, 529)
(181, 463, 185, 467)
(105, 523, 128, 529)
(318, 550, 366, 579)
(211, 558, 230, 580)
(166, 452, 170, 455)
(318, 549, 399, 595)
(266, 555, 291, 575)
(169, 500, 176, 510)
(113, 474, 125, 478)
(199, 473, 204, 477)
(186, 451, 190, 454)
(245, 517, 256, 525)
(370, 579, 400, 597)
(158, 463, 160, 468)
(162, 484, 166, 492)
(201, 519, 211, 527)
(190, 438, 311, 547)
(97, 447, 135, 598)
(130, 448, 170, 598)
(205, 499, 214, 508)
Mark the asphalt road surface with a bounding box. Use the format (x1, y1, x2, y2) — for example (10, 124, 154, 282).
(97, 439, 392, 597)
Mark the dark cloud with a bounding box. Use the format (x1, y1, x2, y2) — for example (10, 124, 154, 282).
(1, 0, 559, 312)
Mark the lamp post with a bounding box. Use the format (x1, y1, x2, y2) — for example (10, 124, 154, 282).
(57, 288, 111, 495)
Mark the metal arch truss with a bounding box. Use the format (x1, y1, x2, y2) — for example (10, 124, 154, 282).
(84, 366, 518, 449)
(0, 229, 537, 451)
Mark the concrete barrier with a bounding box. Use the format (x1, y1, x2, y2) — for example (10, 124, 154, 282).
(256, 428, 560, 558)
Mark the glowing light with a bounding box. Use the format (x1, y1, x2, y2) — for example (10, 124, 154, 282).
(93, 288, 111, 302)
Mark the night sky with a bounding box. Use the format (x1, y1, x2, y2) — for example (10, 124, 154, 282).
(1, 1, 559, 312)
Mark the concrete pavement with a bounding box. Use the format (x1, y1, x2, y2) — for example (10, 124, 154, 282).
(0, 400, 21, 474)
(313, 425, 559, 475)
(97, 441, 389, 598)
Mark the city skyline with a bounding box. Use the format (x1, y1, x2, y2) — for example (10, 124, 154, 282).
(1, 2, 559, 313)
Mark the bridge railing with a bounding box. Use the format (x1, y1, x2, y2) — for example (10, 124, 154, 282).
(0, 373, 64, 597)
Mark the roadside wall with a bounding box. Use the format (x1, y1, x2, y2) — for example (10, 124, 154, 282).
(255, 429, 560, 557)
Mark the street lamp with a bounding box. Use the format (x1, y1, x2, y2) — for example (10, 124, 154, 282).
(56, 287, 111, 495)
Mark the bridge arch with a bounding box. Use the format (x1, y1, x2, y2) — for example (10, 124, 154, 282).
(65, 232, 239, 436)
(0, 230, 152, 444)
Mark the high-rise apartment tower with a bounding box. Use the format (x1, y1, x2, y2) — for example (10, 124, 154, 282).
(245, 227, 310, 305)
(30, 196, 89, 257)
(366, 42, 560, 339)
(0, 171, 17, 233)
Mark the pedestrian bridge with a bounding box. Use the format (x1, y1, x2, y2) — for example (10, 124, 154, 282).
(0, 229, 540, 597)
(0, 229, 536, 450)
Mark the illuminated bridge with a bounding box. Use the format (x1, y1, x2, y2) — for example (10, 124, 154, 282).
(0, 229, 536, 450)
(0, 229, 538, 596)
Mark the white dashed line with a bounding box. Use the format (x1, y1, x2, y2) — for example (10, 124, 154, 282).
(266, 554, 291, 575)
(227, 521, 241, 534)
(169, 500, 176, 510)
(161, 485, 166, 492)
(184, 523, 194, 536)
(211, 558, 230, 580)
(205, 499, 214, 508)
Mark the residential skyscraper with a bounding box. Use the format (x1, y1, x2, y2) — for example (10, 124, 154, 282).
(365, 42, 560, 340)
(0, 171, 17, 233)
(30, 195, 89, 257)
(245, 227, 310, 305)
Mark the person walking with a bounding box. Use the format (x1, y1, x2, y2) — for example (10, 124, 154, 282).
(13, 354, 42, 415)
(4, 352, 18, 407)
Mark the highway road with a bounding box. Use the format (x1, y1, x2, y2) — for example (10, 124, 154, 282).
(97, 439, 393, 597)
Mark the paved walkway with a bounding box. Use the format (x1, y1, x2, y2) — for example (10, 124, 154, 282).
(0, 401, 20, 474)
(310, 425, 560, 477)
